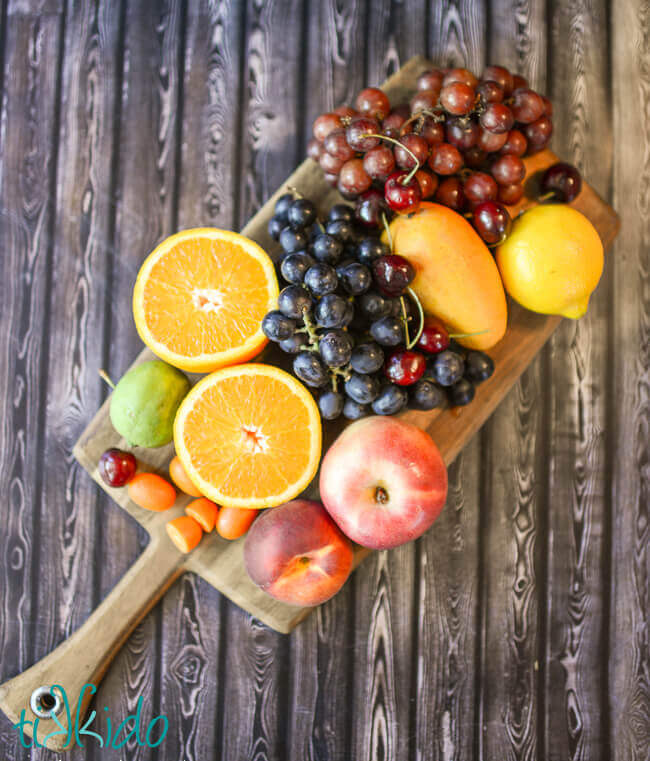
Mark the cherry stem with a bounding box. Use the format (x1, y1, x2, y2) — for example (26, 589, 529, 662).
(98, 369, 115, 390)
(362, 132, 420, 185)
(400, 296, 410, 346)
(538, 190, 556, 203)
(448, 329, 490, 338)
(405, 287, 425, 349)
(381, 212, 393, 251)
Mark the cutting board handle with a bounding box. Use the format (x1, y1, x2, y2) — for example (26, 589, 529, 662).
(0, 537, 184, 752)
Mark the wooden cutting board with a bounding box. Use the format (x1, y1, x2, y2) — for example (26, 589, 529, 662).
(0, 56, 619, 751)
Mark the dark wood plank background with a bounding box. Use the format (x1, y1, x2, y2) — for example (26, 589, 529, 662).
(0, 1, 647, 759)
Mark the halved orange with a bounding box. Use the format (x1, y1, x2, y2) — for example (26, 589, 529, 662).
(133, 228, 278, 373)
(173, 364, 322, 509)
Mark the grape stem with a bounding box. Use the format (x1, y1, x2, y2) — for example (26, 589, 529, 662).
(98, 369, 116, 390)
(361, 132, 420, 185)
(399, 107, 445, 135)
(301, 308, 321, 350)
(381, 212, 393, 251)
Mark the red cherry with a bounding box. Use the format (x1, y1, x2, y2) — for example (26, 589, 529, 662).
(384, 350, 426, 386)
(384, 171, 422, 214)
(99, 448, 137, 487)
(472, 200, 512, 245)
(416, 318, 450, 354)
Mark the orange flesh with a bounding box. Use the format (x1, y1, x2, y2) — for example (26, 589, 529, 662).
(141, 235, 272, 358)
(180, 374, 316, 503)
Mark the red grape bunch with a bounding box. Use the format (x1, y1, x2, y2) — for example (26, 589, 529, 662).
(307, 65, 557, 246)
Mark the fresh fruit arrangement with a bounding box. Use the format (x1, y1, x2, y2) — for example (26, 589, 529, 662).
(88, 60, 609, 612)
(306, 66, 557, 244)
(263, 192, 496, 420)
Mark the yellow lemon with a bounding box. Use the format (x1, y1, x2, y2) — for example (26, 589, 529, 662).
(496, 204, 603, 319)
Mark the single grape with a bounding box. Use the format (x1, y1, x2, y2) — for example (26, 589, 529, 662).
(373, 254, 415, 297)
(99, 448, 137, 487)
(314, 293, 348, 328)
(333, 104, 358, 118)
(449, 377, 475, 406)
(278, 285, 312, 319)
(359, 290, 393, 320)
(482, 65, 514, 95)
(319, 330, 354, 368)
(262, 310, 296, 342)
(419, 117, 446, 145)
(477, 127, 508, 152)
(350, 342, 385, 374)
(343, 398, 370, 420)
(341, 300, 354, 327)
(440, 82, 475, 115)
(323, 128, 356, 162)
(355, 188, 388, 227)
(382, 104, 410, 137)
(281, 251, 315, 284)
(443, 67, 479, 88)
(384, 349, 426, 386)
(431, 350, 465, 386)
(540, 162, 582, 202)
(372, 384, 408, 415)
(304, 263, 338, 296)
(323, 172, 339, 187)
(428, 142, 463, 175)
(541, 95, 553, 116)
(434, 177, 465, 211)
(524, 115, 553, 154)
(415, 169, 438, 199)
(498, 182, 524, 205)
(307, 138, 322, 162)
(326, 219, 355, 244)
(278, 333, 305, 354)
(329, 203, 355, 223)
(465, 351, 495, 382)
(320, 151, 345, 174)
(464, 171, 498, 206)
(318, 390, 344, 420)
(480, 103, 514, 134)
(293, 351, 330, 388)
(511, 88, 545, 124)
(476, 80, 504, 103)
(287, 198, 317, 230)
(394, 134, 430, 170)
(345, 372, 380, 404)
(312, 233, 344, 264)
(416, 317, 450, 353)
(363, 145, 396, 181)
(472, 200, 512, 245)
(491, 154, 525, 186)
(355, 87, 390, 120)
(446, 118, 479, 150)
(338, 158, 373, 197)
(268, 216, 284, 240)
(345, 116, 381, 151)
(384, 171, 422, 214)
(409, 379, 444, 410)
(338, 261, 372, 295)
(410, 89, 439, 114)
(357, 238, 390, 266)
(417, 69, 445, 92)
(313, 112, 343, 142)
(370, 316, 404, 346)
(499, 129, 527, 157)
(279, 226, 308, 254)
(274, 193, 294, 221)
(512, 74, 529, 90)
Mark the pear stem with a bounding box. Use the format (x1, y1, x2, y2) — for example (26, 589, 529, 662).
(98, 369, 116, 390)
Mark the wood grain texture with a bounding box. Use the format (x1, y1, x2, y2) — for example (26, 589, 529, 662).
(610, 1, 650, 758)
(543, 3, 612, 759)
(0, 0, 62, 691)
(476, 4, 547, 760)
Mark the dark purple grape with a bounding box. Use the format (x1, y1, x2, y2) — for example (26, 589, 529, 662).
(338, 261, 372, 295)
(318, 390, 344, 420)
(304, 263, 338, 296)
(371, 384, 408, 415)
(449, 377, 475, 405)
(350, 342, 385, 374)
(328, 204, 355, 223)
(344, 373, 380, 404)
(280, 252, 315, 284)
(293, 351, 329, 388)
(277, 285, 312, 319)
(369, 316, 404, 346)
(319, 330, 353, 368)
(262, 310, 296, 342)
(465, 351, 495, 382)
(287, 198, 317, 230)
(431, 350, 465, 386)
(343, 398, 370, 420)
(409, 379, 444, 410)
(355, 188, 389, 227)
(314, 293, 348, 328)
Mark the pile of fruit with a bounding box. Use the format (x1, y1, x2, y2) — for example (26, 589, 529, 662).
(306, 66, 582, 246)
(263, 191, 495, 420)
(89, 63, 607, 612)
